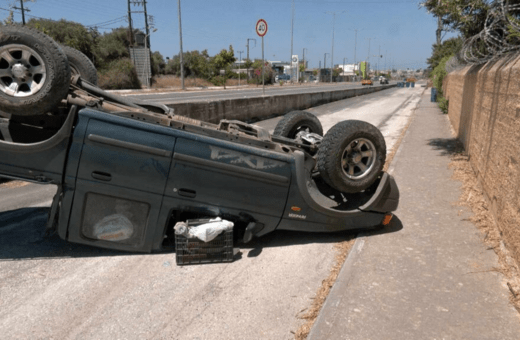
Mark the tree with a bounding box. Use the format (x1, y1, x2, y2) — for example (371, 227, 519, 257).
(209, 45, 236, 86)
(92, 28, 132, 68)
(211, 45, 236, 74)
(420, 0, 490, 41)
(27, 18, 96, 60)
(165, 50, 211, 78)
(427, 37, 462, 69)
(151, 51, 166, 75)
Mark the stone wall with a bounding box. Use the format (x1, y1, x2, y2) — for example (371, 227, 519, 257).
(444, 54, 520, 266)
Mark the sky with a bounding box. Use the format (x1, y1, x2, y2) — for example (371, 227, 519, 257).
(1, 0, 439, 70)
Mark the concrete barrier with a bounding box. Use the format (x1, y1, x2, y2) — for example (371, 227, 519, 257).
(167, 84, 397, 123)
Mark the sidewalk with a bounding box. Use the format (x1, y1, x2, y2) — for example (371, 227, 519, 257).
(308, 90, 520, 339)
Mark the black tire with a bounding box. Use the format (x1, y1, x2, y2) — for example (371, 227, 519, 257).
(61, 45, 98, 85)
(0, 25, 71, 116)
(273, 110, 323, 139)
(317, 120, 386, 193)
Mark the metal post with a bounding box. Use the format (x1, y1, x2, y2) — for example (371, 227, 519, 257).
(354, 29, 357, 65)
(127, 0, 133, 45)
(177, 0, 185, 90)
(330, 12, 335, 83)
(144, 33, 149, 88)
(324, 53, 327, 69)
(238, 50, 244, 86)
(290, 0, 295, 83)
(262, 36, 265, 96)
(302, 48, 307, 82)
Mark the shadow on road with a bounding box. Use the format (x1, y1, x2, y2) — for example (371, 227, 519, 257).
(0, 207, 137, 260)
(0, 206, 403, 261)
(427, 137, 465, 157)
(243, 215, 403, 258)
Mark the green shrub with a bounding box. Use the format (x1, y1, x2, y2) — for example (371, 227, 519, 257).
(430, 54, 452, 114)
(438, 96, 449, 114)
(98, 59, 141, 90)
(210, 75, 226, 86)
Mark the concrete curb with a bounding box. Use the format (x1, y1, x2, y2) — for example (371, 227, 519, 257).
(307, 87, 425, 340)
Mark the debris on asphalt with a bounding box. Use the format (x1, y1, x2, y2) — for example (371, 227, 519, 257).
(294, 238, 356, 340)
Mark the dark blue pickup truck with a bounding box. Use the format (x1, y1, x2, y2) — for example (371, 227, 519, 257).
(0, 26, 398, 253)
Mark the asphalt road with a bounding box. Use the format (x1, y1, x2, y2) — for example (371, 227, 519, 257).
(126, 82, 391, 104)
(0, 84, 423, 339)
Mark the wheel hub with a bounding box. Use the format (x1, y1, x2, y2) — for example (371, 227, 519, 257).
(350, 152, 362, 164)
(12, 64, 28, 79)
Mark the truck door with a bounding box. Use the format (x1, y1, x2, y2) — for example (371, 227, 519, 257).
(66, 113, 176, 252)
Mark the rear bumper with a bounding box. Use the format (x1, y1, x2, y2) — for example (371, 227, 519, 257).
(276, 151, 399, 233)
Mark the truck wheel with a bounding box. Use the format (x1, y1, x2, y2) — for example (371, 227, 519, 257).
(317, 120, 386, 193)
(273, 110, 323, 139)
(61, 45, 98, 85)
(0, 25, 71, 116)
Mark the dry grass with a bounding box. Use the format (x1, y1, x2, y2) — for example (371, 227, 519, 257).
(294, 238, 356, 339)
(151, 75, 213, 88)
(449, 154, 520, 312)
(151, 75, 252, 89)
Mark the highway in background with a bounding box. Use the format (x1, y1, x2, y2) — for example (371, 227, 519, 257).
(126, 82, 392, 104)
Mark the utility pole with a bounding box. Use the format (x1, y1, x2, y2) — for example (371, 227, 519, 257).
(290, 0, 295, 83)
(127, 0, 134, 45)
(354, 29, 358, 65)
(324, 53, 329, 70)
(378, 45, 381, 74)
(177, 0, 185, 90)
(302, 48, 307, 81)
(326, 11, 346, 83)
(246, 38, 256, 61)
(143, 0, 150, 48)
(13, 0, 30, 25)
(246, 38, 256, 79)
(237, 50, 244, 86)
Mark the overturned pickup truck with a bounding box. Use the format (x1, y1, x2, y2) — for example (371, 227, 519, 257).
(0, 26, 399, 253)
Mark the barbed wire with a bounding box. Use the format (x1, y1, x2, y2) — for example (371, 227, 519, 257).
(461, 0, 520, 64)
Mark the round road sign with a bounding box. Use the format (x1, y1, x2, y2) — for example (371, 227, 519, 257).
(256, 19, 268, 37)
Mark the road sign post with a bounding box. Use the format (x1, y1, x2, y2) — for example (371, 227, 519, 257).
(256, 19, 268, 96)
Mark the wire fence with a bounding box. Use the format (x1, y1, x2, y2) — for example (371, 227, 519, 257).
(460, 0, 520, 64)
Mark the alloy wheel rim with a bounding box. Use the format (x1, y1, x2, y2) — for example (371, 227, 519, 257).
(341, 138, 376, 180)
(0, 44, 47, 98)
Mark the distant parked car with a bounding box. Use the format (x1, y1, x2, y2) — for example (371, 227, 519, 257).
(275, 74, 291, 82)
(379, 77, 389, 84)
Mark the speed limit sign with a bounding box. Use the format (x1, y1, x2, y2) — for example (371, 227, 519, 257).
(256, 19, 268, 37)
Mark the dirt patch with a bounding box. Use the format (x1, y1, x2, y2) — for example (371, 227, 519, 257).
(449, 151, 520, 312)
(294, 237, 356, 339)
(151, 75, 254, 89)
(0, 180, 29, 189)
